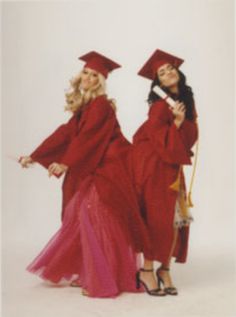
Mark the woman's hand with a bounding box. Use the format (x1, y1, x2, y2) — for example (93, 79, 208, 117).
(18, 156, 34, 168)
(172, 101, 186, 128)
(48, 163, 68, 177)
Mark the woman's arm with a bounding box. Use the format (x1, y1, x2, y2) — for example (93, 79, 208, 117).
(29, 115, 75, 170)
(178, 118, 199, 156)
(147, 101, 195, 165)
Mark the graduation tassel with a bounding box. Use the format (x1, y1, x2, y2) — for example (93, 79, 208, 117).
(170, 166, 193, 223)
(186, 139, 199, 208)
(187, 191, 194, 207)
(169, 166, 182, 192)
(169, 138, 199, 207)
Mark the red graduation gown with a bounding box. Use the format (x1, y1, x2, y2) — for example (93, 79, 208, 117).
(131, 100, 198, 263)
(30, 95, 150, 253)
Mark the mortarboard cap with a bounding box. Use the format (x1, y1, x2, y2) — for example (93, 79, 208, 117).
(138, 49, 184, 80)
(78, 51, 121, 78)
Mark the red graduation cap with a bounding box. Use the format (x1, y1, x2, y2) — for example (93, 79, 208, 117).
(138, 49, 184, 80)
(78, 51, 121, 78)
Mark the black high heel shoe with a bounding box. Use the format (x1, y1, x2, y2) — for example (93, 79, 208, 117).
(156, 266, 178, 295)
(136, 268, 166, 296)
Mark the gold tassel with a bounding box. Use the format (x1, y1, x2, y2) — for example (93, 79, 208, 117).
(179, 189, 189, 217)
(187, 191, 194, 207)
(169, 139, 199, 208)
(186, 139, 199, 208)
(169, 166, 182, 192)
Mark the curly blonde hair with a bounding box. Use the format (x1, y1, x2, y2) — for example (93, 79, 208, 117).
(64, 69, 116, 113)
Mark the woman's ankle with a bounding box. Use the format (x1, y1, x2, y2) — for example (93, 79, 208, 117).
(159, 263, 170, 270)
(143, 259, 154, 271)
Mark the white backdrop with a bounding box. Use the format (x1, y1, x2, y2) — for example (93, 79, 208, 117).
(2, 1, 235, 317)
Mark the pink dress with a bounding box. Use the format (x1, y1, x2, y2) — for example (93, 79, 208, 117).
(27, 175, 145, 298)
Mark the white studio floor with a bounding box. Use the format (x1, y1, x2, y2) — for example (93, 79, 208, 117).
(2, 244, 235, 317)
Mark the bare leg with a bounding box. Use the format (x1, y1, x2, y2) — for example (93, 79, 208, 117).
(164, 227, 179, 268)
(143, 259, 154, 270)
(139, 259, 156, 289)
(138, 258, 165, 294)
(158, 228, 179, 288)
(140, 227, 178, 291)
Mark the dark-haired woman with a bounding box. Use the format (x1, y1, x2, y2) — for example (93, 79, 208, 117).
(132, 49, 198, 296)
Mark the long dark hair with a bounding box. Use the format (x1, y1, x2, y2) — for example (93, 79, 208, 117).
(147, 69, 196, 120)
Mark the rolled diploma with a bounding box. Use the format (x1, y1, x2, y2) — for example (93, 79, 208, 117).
(152, 85, 176, 109)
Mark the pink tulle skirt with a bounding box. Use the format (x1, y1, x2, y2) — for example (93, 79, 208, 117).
(26, 176, 143, 298)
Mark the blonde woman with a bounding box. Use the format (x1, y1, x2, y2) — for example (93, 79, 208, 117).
(19, 51, 151, 298)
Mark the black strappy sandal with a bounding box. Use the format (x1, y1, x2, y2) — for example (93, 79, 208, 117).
(136, 268, 166, 296)
(156, 266, 178, 295)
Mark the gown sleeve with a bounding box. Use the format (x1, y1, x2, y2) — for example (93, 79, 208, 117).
(178, 117, 198, 157)
(147, 100, 198, 165)
(30, 114, 75, 171)
(59, 97, 116, 178)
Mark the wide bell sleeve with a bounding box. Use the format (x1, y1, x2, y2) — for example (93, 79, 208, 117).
(30, 114, 76, 170)
(177, 110, 198, 202)
(147, 101, 194, 165)
(59, 97, 116, 178)
(178, 108, 199, 156)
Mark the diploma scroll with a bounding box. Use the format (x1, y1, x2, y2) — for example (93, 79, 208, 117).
(152, 85, 176, 109)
